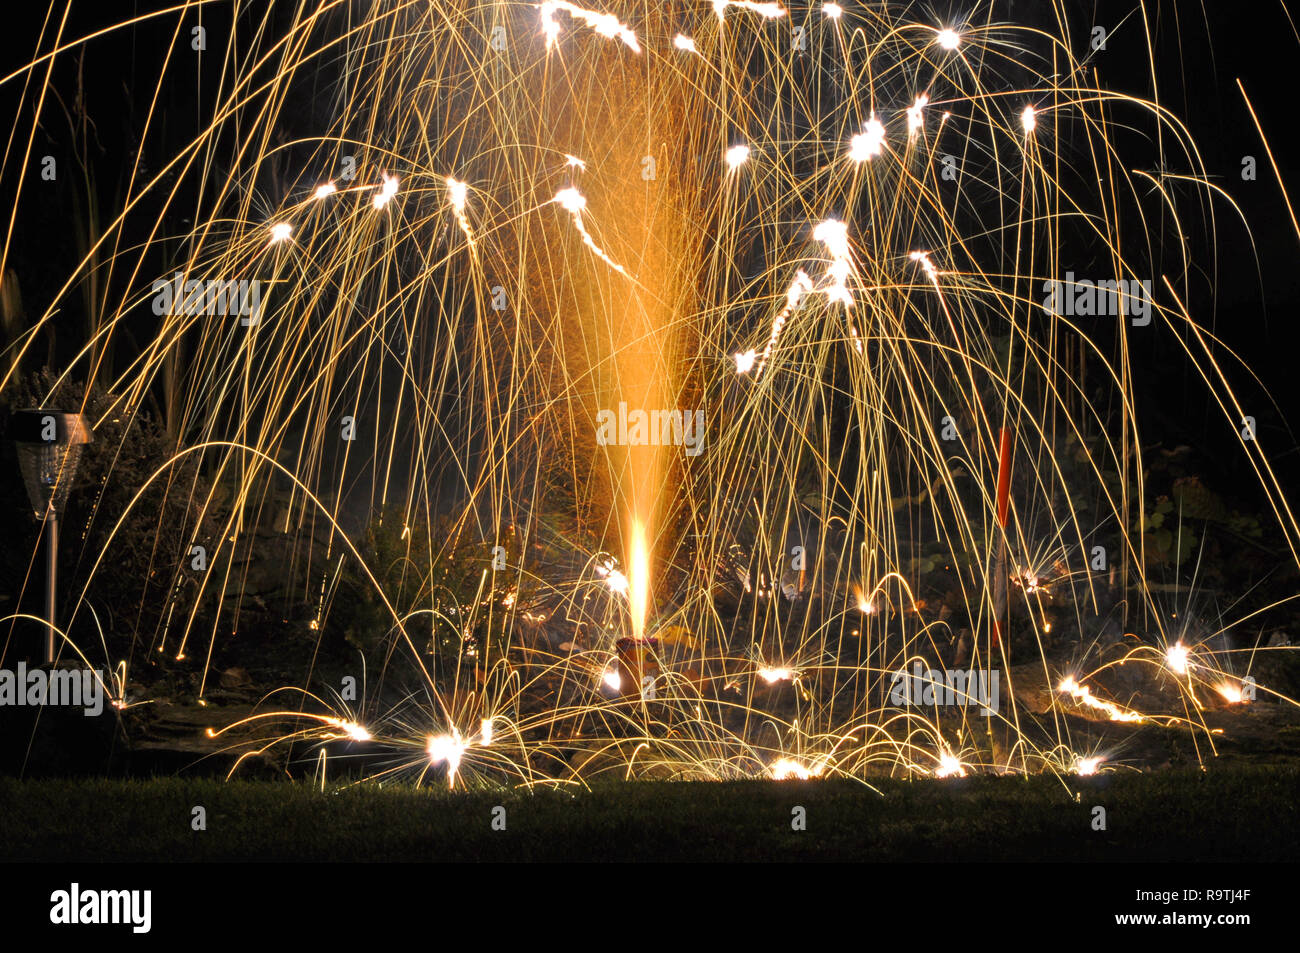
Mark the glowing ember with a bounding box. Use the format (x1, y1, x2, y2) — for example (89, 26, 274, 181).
(1216, 682, 1246, 704)
(603, 666, 622, 691)
(325, 718, 370, 741)
(1058, 676, 1145, 723)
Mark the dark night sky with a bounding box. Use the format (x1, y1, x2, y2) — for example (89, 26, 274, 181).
(1078, 0, 1300, 492)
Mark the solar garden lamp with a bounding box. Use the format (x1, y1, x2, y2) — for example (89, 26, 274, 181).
(7, 409, 93, 664)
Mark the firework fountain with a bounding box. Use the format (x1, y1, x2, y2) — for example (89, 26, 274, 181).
(1, 1, 1297, 788)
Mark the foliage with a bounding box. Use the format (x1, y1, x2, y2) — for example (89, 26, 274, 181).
(0, 369, 220, 664)
(327, 506, 537, 689)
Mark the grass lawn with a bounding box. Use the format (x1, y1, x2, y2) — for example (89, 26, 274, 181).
(2, 765, 1296, 862)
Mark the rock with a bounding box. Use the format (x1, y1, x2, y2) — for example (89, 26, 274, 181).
(218, 667, 252, 689)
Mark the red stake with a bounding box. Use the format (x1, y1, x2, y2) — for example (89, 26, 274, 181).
(995, 426, 1012, 529)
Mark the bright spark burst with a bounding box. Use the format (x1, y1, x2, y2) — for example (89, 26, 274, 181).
(446, 177, 474, 241)
(906, 95, 929, 135)
(823, 3, 843, 19)
(813, 220, 854, 306)
(936, 28, 961, 50)
(540, 1, 641, 53)
(1022, 105, 1038, 133)
(771, 758, 821, 780)
(372, 173, 399, 210)
(1076, 755, 1104, 776)
(813, 219, 850, 265)
(909, 249, 938, 285)
(554, 186, 586, 213)
(268, 222, 293, 245)
(552, 187, 628, 275)
(712, 0, 787, 20)
(725, 143, 750, 169)
(810, 219, 861, 349)
(1166, 642, 1191, 676)
(673, 33, 697, 53)
(446, 178, 468, 211)
(757, 666, 793, 683)
(849, 115, 887, 161)
(935, 753, 966, 778)
(754, 269, 812, 378)
(312, 182, 336, 200)
(596, 558, 629, 596)
(427, 730, 468, 787)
